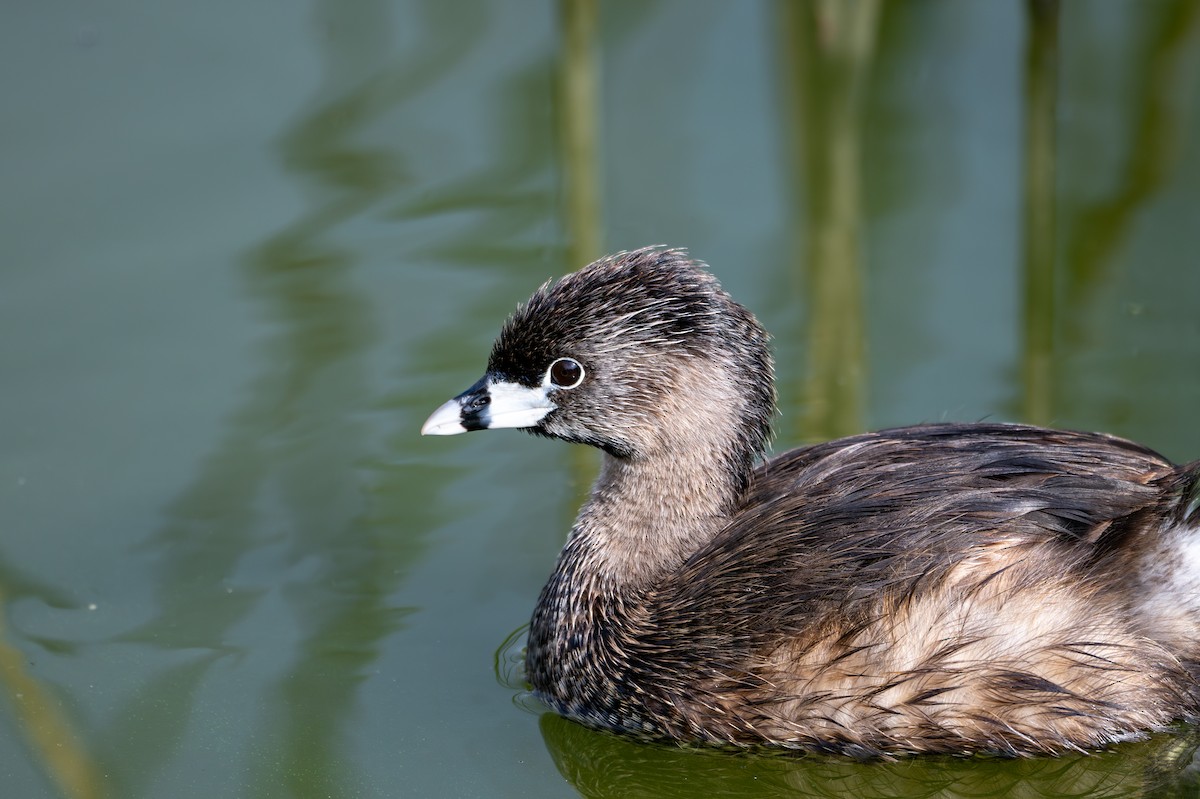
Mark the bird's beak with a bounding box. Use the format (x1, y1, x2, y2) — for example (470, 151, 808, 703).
(421, 375, 557, 435)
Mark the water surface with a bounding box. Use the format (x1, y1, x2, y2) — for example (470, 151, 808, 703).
(2, 1, 1199, 797)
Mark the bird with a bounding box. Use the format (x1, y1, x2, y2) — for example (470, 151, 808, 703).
(421, 246, 1200, 757)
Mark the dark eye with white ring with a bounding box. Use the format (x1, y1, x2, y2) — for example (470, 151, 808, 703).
(547, 357, 585, 389)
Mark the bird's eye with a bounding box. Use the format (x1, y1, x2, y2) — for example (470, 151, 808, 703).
(547, 357, 585, 389)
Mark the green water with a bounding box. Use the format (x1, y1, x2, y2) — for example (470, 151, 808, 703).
(2, 1, 1199, 797)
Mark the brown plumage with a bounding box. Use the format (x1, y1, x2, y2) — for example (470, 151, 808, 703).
(422, 247, 1200, 756)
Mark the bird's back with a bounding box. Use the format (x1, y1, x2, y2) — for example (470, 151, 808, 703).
(629, 423, 1200, 755)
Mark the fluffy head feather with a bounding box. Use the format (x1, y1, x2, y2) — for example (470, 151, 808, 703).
(488, 247, 774, 474)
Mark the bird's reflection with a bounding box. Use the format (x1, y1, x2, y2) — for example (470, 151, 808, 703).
(540, 713, 1200, 799)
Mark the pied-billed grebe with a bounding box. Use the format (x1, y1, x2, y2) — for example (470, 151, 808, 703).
(422, 247, 1200, 756)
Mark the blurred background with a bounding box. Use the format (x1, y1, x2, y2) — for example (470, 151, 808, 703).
(2, 1, 1199, 796)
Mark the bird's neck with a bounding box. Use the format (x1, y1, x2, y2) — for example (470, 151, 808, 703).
(571, 449, 741, 583)
(559, 357, 759, 589)
(526, 377, 758, 715)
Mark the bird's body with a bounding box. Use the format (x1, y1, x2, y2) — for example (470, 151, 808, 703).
(423, 248, 1200, 756)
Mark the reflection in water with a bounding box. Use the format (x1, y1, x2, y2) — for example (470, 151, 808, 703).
(1021, 0, 1058, 425)
(1063, 0, 1200, 310)
(1036, 1, 1200, 424)
(781, 0, 880, 442)
(106, 1, 479, 796)
(541, 713, 1200, 799)
(1024, 0, 1200, 433)
(560, 0, 603, 271)
(0, 576, 103, 799)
